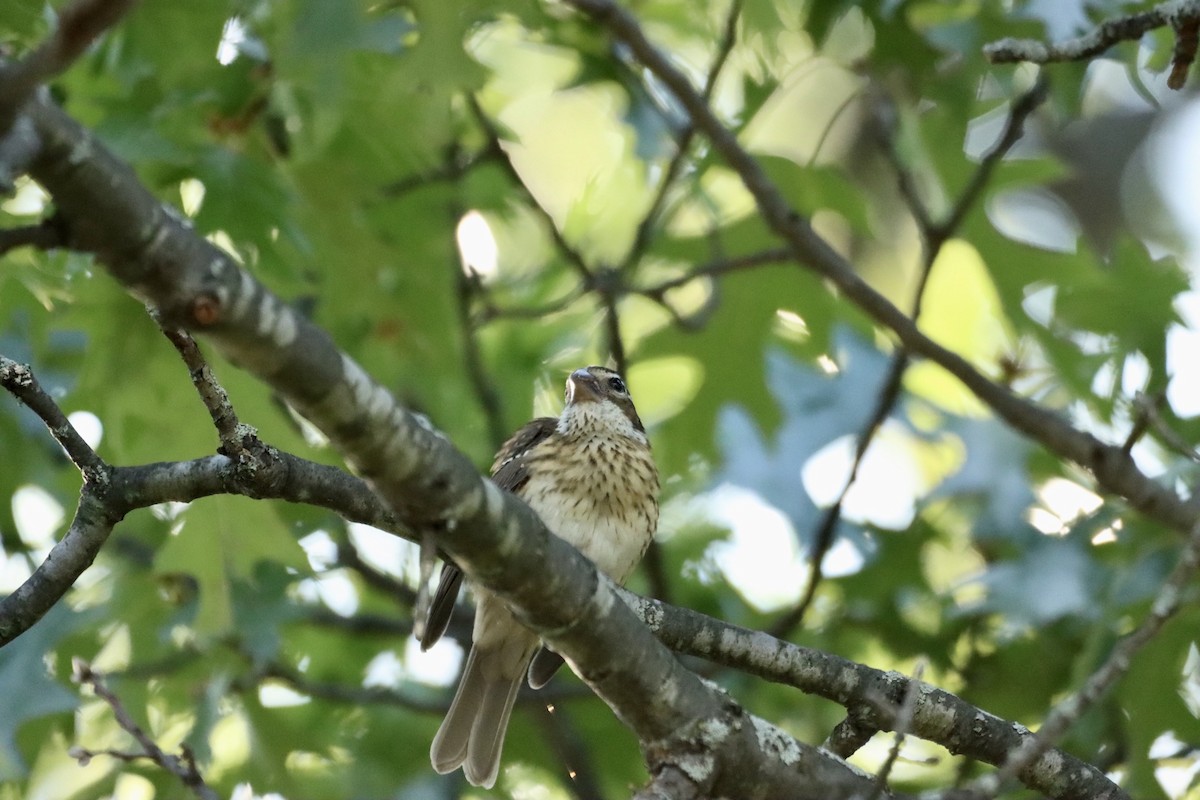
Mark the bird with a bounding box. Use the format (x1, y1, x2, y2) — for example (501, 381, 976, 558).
(424, 365, 659, 789)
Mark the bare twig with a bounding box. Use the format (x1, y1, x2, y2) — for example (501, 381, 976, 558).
(599, 276, 628, 377)
(620, 0, 743, 275)
(0, 354, 105, 476)
(984, 0, 1200, 92)
(770, 79, 1050, 639)
(636, 247, 792, 297)
(259, 660, 445, 713)
(336, 535, 418, 604)
(260, 658, 592, 713)
(1126, 390, 1200, 462)
(1170, 15, 1200, 89)
(72, 659, 219, 800)
(465, 94, 594, 283)
(455, 264, 508, 451)
(381, 146, 497, 198)
(473, 284, 588, 324)
(1120, 390, 1161, 456)
(971, 519, 1200, 796)
(154, 321, 245, 454)
(868, 661, 925, 800)
(0, 0, 139, 130)
(930, 77, 1049, 247)
(0, 217, 66, 255)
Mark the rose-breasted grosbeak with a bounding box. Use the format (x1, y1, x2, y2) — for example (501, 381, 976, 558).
(425, 366, 659, 788)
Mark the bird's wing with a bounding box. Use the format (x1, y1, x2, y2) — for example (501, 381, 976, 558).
(420, 417, 559, 651)
(491, 417, 558, 492)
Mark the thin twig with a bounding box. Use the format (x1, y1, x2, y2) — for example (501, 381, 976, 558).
(380, 146, 497, 198)
(930, 77, 1050, 247)
(1125, 391, 1200, 462)
(983, 2, 1192, 65)
(259, 660, 445, 713)
(601, 287, 628, 377)
(769, 79, 1049, 639)
(972, 519, 1200, 795)
(473, 284, 588, 324)
(0, 0, 139, 131)
(0, 217, 66, 255)
(1170, 15, 1200, 89)
(260, 658, 592, 712)
(867, 661, 925, 800)
(465, 94, 594, 283)
(619, 0, 743, 275)
(1120, 390, 1161, 456)
(636, 247, 792, 297)
(72, 659, 219, 800)
(336, 535, 418, 605)
(153, 321, 245, 454)
(0, 354, 106, 476)
(455, 264, 508, 451)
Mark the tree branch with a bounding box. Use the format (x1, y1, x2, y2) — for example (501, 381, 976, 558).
(928, 77, 1049, 248)
(563, 0, 1200, 544)
(154, 323, 246, 454)
(455, 263, 508, 452)
(0, 0, 139, 131)
(14, 92, 880, 797)
(259, 660, 445, 714)
(465, 93, 594, 284)
(72, 659, 219, 800)
(620, 590, 1129, 800)
(1, 354, 106, 476)
(0, 355, 416, 645)
(380, 146, 497, 198)
(969, 518, 1200, 796)
(770, 77, 1050, 639)
(983, 0, 1200, 90)
(619, 0, 743, 275)
(0, 217, 67, 255)
(636, 247, 793, 297)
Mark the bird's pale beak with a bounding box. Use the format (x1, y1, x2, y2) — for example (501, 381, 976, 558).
(566, 369, 602, 404)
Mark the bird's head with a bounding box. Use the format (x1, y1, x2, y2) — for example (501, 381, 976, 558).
(559, 365, 646, 439)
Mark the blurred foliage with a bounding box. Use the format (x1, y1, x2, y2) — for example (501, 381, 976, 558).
(3, 0, 1200, 798)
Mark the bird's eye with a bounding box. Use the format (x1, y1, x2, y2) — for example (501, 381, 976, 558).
(607, 376, 626, 393)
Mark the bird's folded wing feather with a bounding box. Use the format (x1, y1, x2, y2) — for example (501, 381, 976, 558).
(419, 417, 559, 651)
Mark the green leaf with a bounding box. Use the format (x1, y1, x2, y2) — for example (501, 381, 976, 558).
(714, 334, 894, 539)
(154, 497, 308, 635)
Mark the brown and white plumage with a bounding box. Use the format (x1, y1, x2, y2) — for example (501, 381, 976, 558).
(426, 366, 659, 788)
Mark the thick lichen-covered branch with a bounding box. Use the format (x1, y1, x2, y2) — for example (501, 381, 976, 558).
(5, 92, 882, 798)
(620, 590, 1128, 800)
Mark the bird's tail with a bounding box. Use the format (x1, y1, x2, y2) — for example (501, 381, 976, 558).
(430, 646, 524, 789)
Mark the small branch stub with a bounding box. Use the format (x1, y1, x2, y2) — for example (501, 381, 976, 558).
(190, 293, 221, 326)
